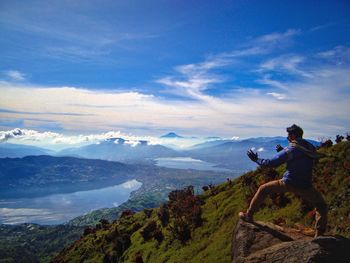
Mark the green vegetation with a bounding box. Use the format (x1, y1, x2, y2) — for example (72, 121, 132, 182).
(53, 141, 350, 263)
(0, 224, 84, 263)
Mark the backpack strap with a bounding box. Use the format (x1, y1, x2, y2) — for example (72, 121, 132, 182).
(289, 141, 325, 159)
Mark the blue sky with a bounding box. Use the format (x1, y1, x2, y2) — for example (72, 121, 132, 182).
(0, 0, 350, 144)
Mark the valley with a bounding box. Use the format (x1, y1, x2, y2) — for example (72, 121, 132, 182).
(0, 135, 323, 262)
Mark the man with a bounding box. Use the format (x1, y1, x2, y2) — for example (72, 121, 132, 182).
(239, 124, 327, 237)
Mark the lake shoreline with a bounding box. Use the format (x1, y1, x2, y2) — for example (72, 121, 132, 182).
(155, 156, 232, 172)
(0, 176, 131, 199)
(0, 179, 142, 225)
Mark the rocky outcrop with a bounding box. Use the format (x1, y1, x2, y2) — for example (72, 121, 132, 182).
(232, 220, 350, 263)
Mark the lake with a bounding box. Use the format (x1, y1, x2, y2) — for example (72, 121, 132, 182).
(0, 179, 142, 225)
(155, 157, 230, 171)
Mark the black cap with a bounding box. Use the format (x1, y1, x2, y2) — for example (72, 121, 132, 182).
(286, 124, 303, 138)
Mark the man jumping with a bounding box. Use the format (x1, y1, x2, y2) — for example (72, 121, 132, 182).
(239, 124, 327, 237)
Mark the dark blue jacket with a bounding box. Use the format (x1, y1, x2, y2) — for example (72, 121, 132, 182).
(256, 138, 316, 188)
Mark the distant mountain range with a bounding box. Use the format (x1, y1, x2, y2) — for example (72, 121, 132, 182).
(58, 138, 179, 163)
(160, 132, 183, 138)
(0, 143, 54, 158)
(0, 155, 133, 198)
(0, 137, 320, 171)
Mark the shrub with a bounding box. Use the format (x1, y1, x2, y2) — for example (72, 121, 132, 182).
(202, 185, 209, 191)
(143, 209, 153, 218)
(112, 234, 131, 255)
(120, 209, 135, 218)
(134, 251, 144, 263)
(100, 219, 109, 225)
(83, 227, 95, 236)
(157, 204, 169, 227)
(335, 135, 344, 144)
(167, 186, 203, 242)
(140, 220, 163, 243)
(100, 219, 110, 229)
(320, 139, 333, 148)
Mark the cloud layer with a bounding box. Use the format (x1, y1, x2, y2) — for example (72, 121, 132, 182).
(0, 128, 213, 150)
(1, 30, 349, 140)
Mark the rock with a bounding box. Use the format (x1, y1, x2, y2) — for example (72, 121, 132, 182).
(232, 219, 350, 263)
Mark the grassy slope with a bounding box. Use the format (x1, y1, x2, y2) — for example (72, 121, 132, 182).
(53, 141, 350, 263)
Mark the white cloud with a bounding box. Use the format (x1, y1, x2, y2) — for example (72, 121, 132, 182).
(0, 128, 148, 146)
(267, 92, 286, 100)
(259, 55, 313, 78)
(124, 140, 141, 147)
(309, 22, 336, 32)
(3, 70, 26, 81)
(257, 75, 290, 90)
(0, 128, 60, 143)
(175, 57, 231, 76)
(157, 29, 301, 103)
(220, 47, 267, 58)
(316, 46, 350, 65)
(156, 54, 231, 102)
(0, 127, 220, 150)
(121, 179, 142, 189)
(261, 55, 304, 71)
(255, 29, 300, 44)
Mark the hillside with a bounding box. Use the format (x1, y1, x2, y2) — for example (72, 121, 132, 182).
(0, 143, 54, 158)
(53, 141, 350, 263)
(0, 155, 133, 198)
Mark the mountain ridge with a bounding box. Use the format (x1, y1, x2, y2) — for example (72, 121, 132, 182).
(160, 132, 183, 138)
(0, 143, 54, 158)
(57, 138, 179, 164)
(0, 155, 133, 198)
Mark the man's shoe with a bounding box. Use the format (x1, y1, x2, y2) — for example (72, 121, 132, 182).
(238, 211, 253, 222)
(314, 229, 325, 238)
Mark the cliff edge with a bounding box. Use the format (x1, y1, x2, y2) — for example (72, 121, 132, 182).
(232, 219, 350, 263)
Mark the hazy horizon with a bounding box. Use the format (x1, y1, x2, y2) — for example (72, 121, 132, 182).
(0, 127, 323, 151)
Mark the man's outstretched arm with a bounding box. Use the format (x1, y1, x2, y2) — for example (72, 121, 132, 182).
(248, 148, 291, 168)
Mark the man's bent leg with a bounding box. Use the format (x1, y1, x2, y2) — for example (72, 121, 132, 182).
(296, 187, 328, 237)
(315, 202, 328, 237)
(246, 179, 288, 218)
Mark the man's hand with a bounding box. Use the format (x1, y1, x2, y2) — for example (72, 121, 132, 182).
(247, 149, 258, 162)
(276, 144, 283, 152)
